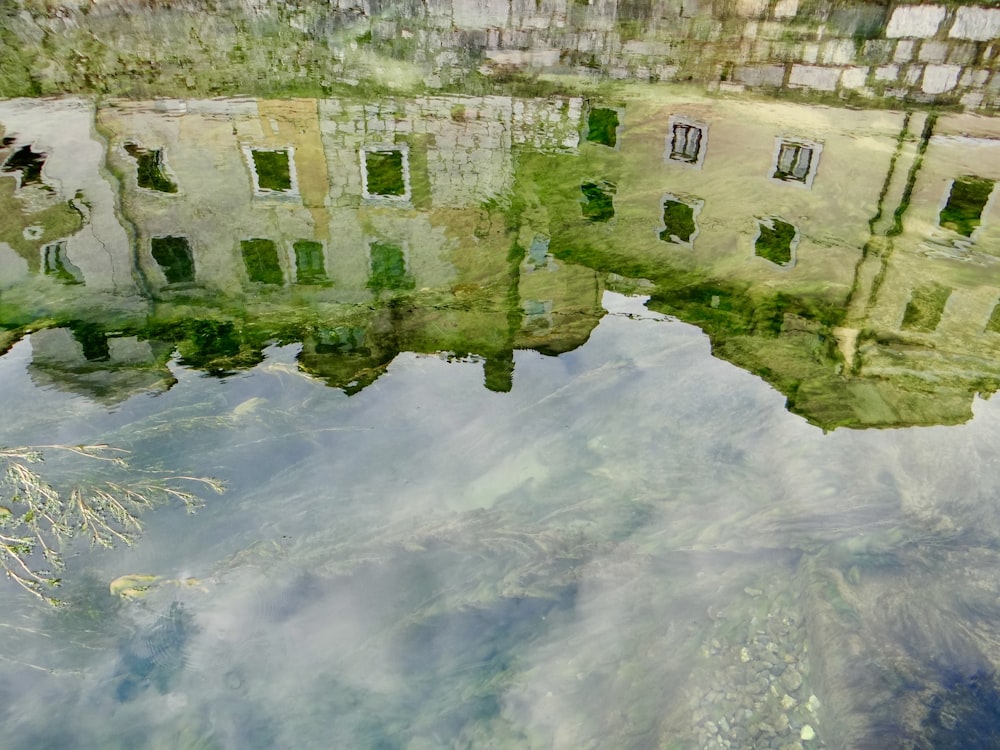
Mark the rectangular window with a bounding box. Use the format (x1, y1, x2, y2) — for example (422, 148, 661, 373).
(939, 176, 995, 237)
(245, 147, 297, 195)
(252, 150, 291, 191)
(774, 143, 813, 182)
(581, 180, 616, 222)
(42, 241, 84, 285)
(670, 124, 702, 164)
(586, 107, 621, 148)
(293, 240, 327, 284)
(124, 143, 177, 193)
(770, 138, 822, 187)
(754, 217, 797, 267)
(360, 146, 412, 203)
(368, 241, 414, 292)
(901, 284, 952, 332)
(241, 238, 283, 285)
(660, 195, 702, 246)
(151, 236, 195, 284)
(665, 116, 708, 168)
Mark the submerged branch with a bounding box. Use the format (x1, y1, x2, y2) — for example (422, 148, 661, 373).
(0, 445, 224, 604)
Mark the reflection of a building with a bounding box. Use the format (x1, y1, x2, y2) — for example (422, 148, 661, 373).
(6, 91, 1000, 426)
(2, 94, 604, 398)
(0, 99, 134, 292)
(843, 113, 1000, 426)
(516, 92, 1000, 427)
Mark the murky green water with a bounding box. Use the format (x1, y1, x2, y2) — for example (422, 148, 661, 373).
(3, 83, 1000, 749)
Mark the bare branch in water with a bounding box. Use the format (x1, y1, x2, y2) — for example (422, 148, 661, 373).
(0, 445, 224, 604)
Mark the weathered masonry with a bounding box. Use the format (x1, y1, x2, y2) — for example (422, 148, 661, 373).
(5, 0, 1000, 112)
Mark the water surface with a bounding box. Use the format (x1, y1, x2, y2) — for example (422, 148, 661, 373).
(2, 88, 1000, 749)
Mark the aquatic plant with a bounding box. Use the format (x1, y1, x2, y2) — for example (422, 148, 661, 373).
(0, 444, 224, 605)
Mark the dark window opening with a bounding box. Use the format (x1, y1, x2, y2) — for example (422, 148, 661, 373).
(241, 238, 283, 285)
(251, 149, 292, 192)
(293, 240, 327, 284)
(124, 143, 178, 193)
(755, 218, 796, 266)
(669, 124, 703, 164)
(368, 242, 414, 292)
(2, 144, 46, 186)
(69, 321, 110, 362)
(581, 180, 616, 222)
(901, 283, 951, 332)
(42, 241, 84, 285)
(315, 326, 366, 354)
(151, 236, 195, 284)
(773, 142, 814, 183)
(364, 150, 406, 196)
(660, 199, 697, 244)
(586, 108, 620, 148)
(939, 176, 994, 237)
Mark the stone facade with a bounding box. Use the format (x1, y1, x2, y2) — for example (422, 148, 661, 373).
(5, 1, 1000, 111)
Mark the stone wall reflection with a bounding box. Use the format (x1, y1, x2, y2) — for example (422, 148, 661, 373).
(4, 0, 1000, 111)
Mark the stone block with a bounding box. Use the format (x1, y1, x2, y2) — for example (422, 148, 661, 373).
(453, 0, 510, 29)
(655, 64, 680, 80)
(918, 41, 948, 63)
(733, 64, 785, 86)
(905, 64, 923, 85)
(772, 0, 798, 19)
(822, 39, 857, 65)
(922, 63, 961, 93)
(840, 66, 869, 89)
(947, 42, 978, 66)
(758, 21, 787, 39)
(894, 39, 916, 62)
(739, 0, 769, 17)
(972, 68, 992, 86)
(788, 64, 841, 90)
(961, 92, 985, 108)
(801, 42, 819, 64)
(861, 40, 893, 64)
(875, 64, 899, 81)
(886, 5, 946, 39)
(843, 6, 889, 37)
(949, 7, 1000, 42)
